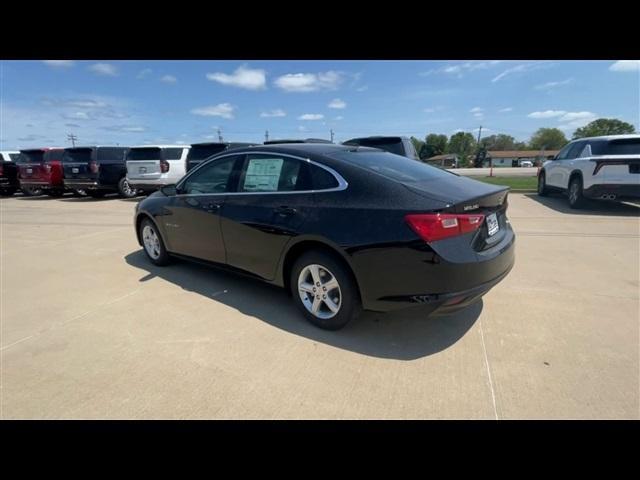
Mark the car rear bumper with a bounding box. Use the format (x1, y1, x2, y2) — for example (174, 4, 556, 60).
(63, 180, 114, 191)
(127, 179, 166, 192)
(353, 225, 516, 312)
(584, 183, 640, 199)
(19, 181, 64, 190)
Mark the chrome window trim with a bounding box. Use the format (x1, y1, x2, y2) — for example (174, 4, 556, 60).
(175, 151, 348, 197)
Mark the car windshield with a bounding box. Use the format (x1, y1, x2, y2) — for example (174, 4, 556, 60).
(329, 150, 456, 183)
(591, 139, 640, 155)
(62, 149, 92, 163)
(188, 145, 228, 161)
(345, 138, 404, 156)
(127, 148, 162, 161)
(17, 151, 44, 163)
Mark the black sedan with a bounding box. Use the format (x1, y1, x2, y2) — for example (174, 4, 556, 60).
(134, 144, 515, 330)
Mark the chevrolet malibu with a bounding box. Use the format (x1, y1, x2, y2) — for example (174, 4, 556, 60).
(134, 144, 515, 330)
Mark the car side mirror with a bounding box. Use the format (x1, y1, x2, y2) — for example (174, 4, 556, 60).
(161, 184, 178, 196)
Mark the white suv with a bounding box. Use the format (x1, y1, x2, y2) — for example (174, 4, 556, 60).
(538, 135, 640, 208)
(125, 145, 190, 194)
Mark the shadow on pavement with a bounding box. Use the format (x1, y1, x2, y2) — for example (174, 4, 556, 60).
(525, 193, 640, 217)
(124, 249, 482, 361)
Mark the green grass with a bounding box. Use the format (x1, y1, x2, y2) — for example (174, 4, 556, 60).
(470, 176, 537, 190)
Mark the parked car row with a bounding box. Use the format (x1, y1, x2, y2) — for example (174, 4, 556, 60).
(1, 136, 419, 198)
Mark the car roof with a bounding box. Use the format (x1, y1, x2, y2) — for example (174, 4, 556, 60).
(20, 147, 65, 152)
(190, 142, 256, 147)
(343, 136, 406, 142)
(570, 134, 640, 142)
(129, 144, 191, 149)
(226, 143, 378, 156)
(65, 145, 129, 149)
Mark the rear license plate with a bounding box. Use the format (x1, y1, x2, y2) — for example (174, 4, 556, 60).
(26, 168, 33, 174)
(486, 213, 499, 236)
(139, 167, 147, 173)
(72, 167, 79, 173)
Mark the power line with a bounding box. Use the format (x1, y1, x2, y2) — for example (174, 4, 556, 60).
(67, 133, 77, 147)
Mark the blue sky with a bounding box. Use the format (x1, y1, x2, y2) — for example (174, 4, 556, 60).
(1, 60, 638, 149)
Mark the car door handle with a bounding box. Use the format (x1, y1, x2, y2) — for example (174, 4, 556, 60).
(205, 202, 222, 212)
(274, 206, 296, 216)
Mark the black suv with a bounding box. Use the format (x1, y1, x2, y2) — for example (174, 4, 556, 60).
(342, 136, 420, 160)
(0, 151, 20, 196)
(186, 142, 258, 172)
(62, 146, 134, 198)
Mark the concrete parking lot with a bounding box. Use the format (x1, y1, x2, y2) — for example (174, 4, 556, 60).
(1, 192, 638, 419)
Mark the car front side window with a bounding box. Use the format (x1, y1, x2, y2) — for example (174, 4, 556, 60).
(180, 156, 239, 194)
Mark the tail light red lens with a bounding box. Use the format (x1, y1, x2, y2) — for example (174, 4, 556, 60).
(0, 164, 3, 175)
(160, 160, 170, 173)
(405, 213, 485, 243)
(89, 161, 99, 174)
(43, 162, 52, 172)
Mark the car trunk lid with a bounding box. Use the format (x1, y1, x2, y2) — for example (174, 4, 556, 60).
(126, 147, 164, 180)
(62, 148, 97, 180)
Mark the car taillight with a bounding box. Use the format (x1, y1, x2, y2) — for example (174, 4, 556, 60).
(160, 160, 170, 173)
(89, 161, 99, 174)
(43, 162, 52, 172)
(405, 213, 485, 243)
(0, 164, 3, 175)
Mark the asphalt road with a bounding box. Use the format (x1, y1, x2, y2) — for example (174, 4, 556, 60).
(1, 192, 638, 419)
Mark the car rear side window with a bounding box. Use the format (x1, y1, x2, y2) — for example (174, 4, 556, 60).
(164, 148, 185, 160)
(97, 147, 125, 162)
(308, 163, 339, 190)
(329, 151, 455, 183)
(181, 156, 239, 194)
(590, 139, 640, 155)
(239, 155, 303, 193)
(346, 138, 404, 156)
(9, 154, 20, 161)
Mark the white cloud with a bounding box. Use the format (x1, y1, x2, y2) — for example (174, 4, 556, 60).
(274, 71, 343, 92)
(103, 125, 146, 132)
(428, 61, 502, 78)
(137, 68, 152, 79)
(334, 116, 343, 121)
(470, 107, 483, 113)
(492, 62, 552, 82)
(356, 85, 368, 92)
(528, 110, 567, 119)
(535, 78, 573, 90)
(499, 107, 513, 112)
(558, 111, 595, 122)
(298, 126, 308, 132)
(191, 103, 235, 119)
(206, 65, 266, 90)
(43, 60, 75, 68)
(609, 60, 640, 72)
(160, 75, 177, 84)
(298, 114, 324, 121)
(423, 108, 436, 113)
(328, 98, 346, 109)
(89, 63, 118, 76)
(260, 109, 286, 118)
(473, 112, 484, 119)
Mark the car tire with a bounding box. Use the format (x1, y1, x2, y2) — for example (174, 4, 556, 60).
(118, 177, 138, 198)
(290, 250, 361, 330)
(139, 218, 171, 266)
(537, 171, 548, 196)
(0, 187, 17, 197)
(87, 190, 106, 198)
(568, 176, 586, 209)
(21, 186, 43, 196)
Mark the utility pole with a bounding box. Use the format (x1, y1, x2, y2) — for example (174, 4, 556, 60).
(265, 130, 269, 142)
(330, 129, 334, 143)
(67, 133, 78, 147)
(217, 128, 223, 143)
(476, 126, 482, 145)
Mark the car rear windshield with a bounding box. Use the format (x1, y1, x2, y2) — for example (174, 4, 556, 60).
(127, 148, 162, 161)
(187, 145, 228, 161)
(591, 139, 640, 155)
(17, 151, 45, 163)
(97, 147, 126, 161)
(62, 148, 93, 163)
(164, 148, 185, 160)
(345, 138, 404, 156)
(9, 153, 21, 161)
(329, 151, 455, 183)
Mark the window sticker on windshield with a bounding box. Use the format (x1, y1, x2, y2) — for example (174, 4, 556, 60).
(243, 158, 283, 191)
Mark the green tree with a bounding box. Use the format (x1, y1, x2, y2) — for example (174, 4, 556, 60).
(529, 128, 568, 150)
(447, 132, 476, 166)
(513, 141, 528, 150)
(410, 136, 426, 159)
(481, 134, 517, 151)
(572, 118, 636, 139)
